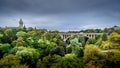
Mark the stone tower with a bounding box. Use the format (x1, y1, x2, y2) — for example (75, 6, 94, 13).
(19, 19, 23, 28)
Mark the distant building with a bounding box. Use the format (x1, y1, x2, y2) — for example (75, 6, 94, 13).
(113, 25, 120, 30)
(5, 19, 24, 29)
(19, 19, 23, 28)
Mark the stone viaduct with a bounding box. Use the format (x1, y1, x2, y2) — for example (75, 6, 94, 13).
(59, 32, 103, 41)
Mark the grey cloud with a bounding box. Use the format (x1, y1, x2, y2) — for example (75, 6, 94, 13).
(0, 0, 119, 14)
(0, 0, 120, 31)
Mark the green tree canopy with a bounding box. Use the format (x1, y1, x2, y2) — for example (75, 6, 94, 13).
(0, 43, 12, 58)
(12, 37, 26, 47)
(102, 33, 108, 41)
(109, 32, 120, 45)
(0, 54, 28, 68)
(51, 54, 83, 68)
(16, 31, 27, 38)
(84, 45, 105, 68)
(12, 47, 40, 67)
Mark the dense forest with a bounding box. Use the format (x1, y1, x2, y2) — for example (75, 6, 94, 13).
(0, 26, 120, 68)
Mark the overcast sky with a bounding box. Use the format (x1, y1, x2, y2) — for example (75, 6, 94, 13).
(0, 0, 120, 31)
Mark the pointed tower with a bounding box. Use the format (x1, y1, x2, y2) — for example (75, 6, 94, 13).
(19, 19, 23, 28)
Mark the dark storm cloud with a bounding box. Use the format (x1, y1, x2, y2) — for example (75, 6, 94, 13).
(1, 0, 120, 14)
(0, 0, 120, 31)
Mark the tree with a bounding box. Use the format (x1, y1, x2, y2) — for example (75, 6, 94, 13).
(10, 46, 26, 55)
(0, 54, 28, 68)
(0, 33, 3, 43)
(2, 28, 16, 43)
(10, 46, 40, 67)
(15, 47, 40, 68)
(95, 35, 101, 40)
(66, 36, 84, 57)
(78, 36, 88, 47)
(87, 38, 96, 44)
(95, 38, 102, 46)
(105, 50, 120, 68)
(28, 27, 33, 31)
(43, 32, 61, 42)
(16, 31, 27, 38)
(27, 31, 36, 37)
(66, 45, 72, 53)
(109, 32, 120, 45)
(12, 37, 26, 47)
(84, 45, 106, 68)
(66, 37, 71, 44)
(100, 41, 111, 50)
(38, 39, 57, 58)
(36, 55, 61, 68)
(50, 46, 65, 56)
(95, 29, 102, 33)
(25, 37, 34, 47)
(51, 54, 83, 68)
(102, 33, 108, 41)
(0, 43, 12, 58)
(85, 29, 95, 33)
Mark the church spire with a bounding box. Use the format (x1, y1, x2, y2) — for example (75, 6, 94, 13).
(19, 19, 23, 24)
(19, 19, 23, 28)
